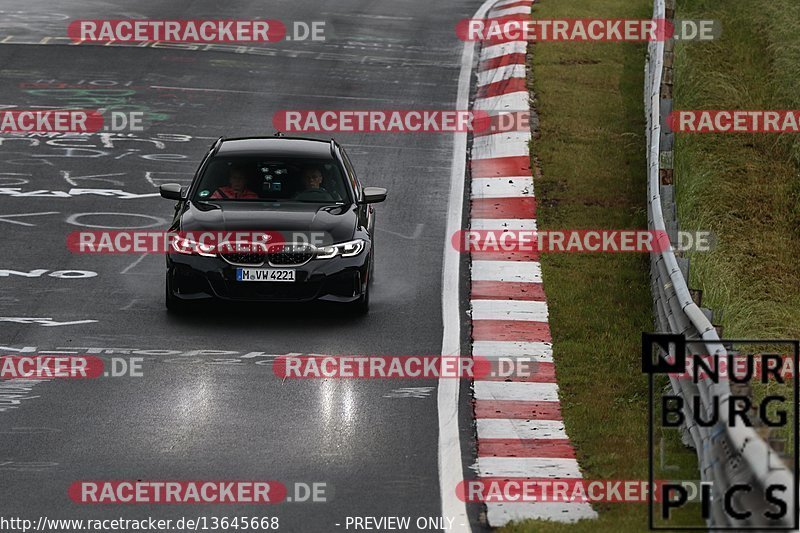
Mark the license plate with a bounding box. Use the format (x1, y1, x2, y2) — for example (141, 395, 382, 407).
(236, 268, 295, 282)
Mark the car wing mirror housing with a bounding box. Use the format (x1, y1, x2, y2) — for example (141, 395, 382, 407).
(361, 187, 387, 204)
(160, 183, 185, 201)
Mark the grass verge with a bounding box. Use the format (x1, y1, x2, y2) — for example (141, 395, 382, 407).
(673, 0, 800, 450)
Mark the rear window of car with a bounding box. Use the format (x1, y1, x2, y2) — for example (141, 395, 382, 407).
(192, 156, 350, 204)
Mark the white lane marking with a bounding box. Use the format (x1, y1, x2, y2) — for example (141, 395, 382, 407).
(120, 253, 150, 275)
(472, 131, 531, 159)
(0, 211, 59, 227)
(477, 456, 583, 477)
(491, 5, 534, 16)
(471, 299, 549, 322)
(472, 177, 534, 198)
(477, 418, 566, 439)
(439, 0, 505, 530)
(376, 223, 425, 240)
(477, 64, 527, 87)
(0, 189, 159, 200)
(486, 502, 599, 526)
(0, 378, 49, 415)
(474, 381, 558, 401)
(385, 387, 436, 399)
(0, 317, 97, 327)
(473, 340, 552, 361)
(472, 260, 541, 283)
(474, 91, 530, 112)
(471, 218, 537, 230)
(480, 40, 528, 60)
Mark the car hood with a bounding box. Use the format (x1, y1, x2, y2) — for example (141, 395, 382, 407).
(179, 201, 358, 244)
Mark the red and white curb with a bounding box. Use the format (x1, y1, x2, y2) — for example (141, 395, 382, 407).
(468, 0, 598, 525)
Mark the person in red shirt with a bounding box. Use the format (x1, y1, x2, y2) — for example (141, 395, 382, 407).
(210, 168, 258, 199)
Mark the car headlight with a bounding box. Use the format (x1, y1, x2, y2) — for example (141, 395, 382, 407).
(170, 236, 216, 257)
(315, 239, 366, 259)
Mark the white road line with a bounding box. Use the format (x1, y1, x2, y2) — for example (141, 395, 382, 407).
(477, 418, 566, 439)
(474, 381, 559, 401)
(480, 40, 528, 60)
(486, 502, 599, 526)
(472, 177, 534, 198)
(439, 0, 505, 530)
(473, 340, 553, 360)
(120, 253, 150, 274)
(376, 223, 425, 240)
(472, 260, 541, 283)
(471, 299, 549, 322)
(476, 457, 583, 477)
(0, 211, 59, 227)
(477, 64, 527, 87)
(470, 218, 538, 231)
(474, 91, 530, 112)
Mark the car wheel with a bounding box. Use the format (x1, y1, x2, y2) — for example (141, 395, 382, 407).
(165, 272, 187, 313)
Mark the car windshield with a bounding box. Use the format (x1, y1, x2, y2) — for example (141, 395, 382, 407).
(192, 156, 350, 204)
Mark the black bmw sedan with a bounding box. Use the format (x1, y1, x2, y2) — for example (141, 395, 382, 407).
(159, 136, 387, 314)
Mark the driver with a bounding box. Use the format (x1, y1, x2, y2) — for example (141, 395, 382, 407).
(301, 166, 325, 190)
(298, 165, 342, 201)
(211, 167, 258, 199)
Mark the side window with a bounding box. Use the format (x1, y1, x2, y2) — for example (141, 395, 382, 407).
(340, 147, 362, 201)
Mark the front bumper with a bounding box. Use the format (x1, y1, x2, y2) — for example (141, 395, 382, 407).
(167, 251, 369, 303)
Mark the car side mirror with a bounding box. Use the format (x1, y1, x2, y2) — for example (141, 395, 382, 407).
(361, 187, 387, 204)
(160, 183, 185, 201)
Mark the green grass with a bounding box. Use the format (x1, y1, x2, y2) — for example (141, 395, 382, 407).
(673, 0, 800, 450)
(496, 0, 703, 530)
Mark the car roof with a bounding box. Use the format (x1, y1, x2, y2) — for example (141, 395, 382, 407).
(216, 137, 335, 158)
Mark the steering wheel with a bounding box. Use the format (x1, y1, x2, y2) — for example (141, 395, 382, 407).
(294, 188, 335, 202)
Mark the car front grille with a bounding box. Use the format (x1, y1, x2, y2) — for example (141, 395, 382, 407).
(219, 242, 315, 267)
(267, 243, 315, 266)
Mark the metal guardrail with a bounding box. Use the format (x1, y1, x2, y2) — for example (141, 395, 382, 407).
(645, 0, 795, 527)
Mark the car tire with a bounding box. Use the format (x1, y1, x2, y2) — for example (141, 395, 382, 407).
(165, 272, 187, 313)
